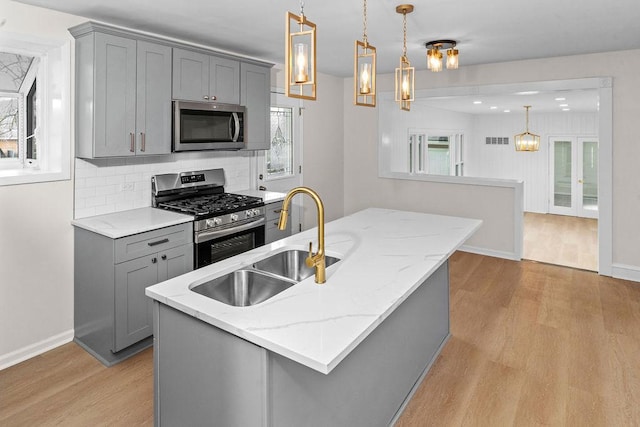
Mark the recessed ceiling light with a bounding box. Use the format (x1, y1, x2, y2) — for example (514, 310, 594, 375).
(490, 106, 497, 110)
(559, 103, 569, 107)
(555, 97, 566, 101)
(562, 108, 571, 111)
(503, 109, 510, 113)
(473, 100, 482, 104)
(515, 91, 539, 95)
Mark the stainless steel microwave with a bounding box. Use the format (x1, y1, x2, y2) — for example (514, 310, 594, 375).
(172, 101, 245, 151)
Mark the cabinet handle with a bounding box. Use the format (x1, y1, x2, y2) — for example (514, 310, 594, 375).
(129, 132, 135, 152)
(151, 257, 157, 264)
(140, 132, 146, 152)
(161, 254, 167, 260)
(211, 95, 217, 101)
(203, 95, 209, 100)
(147, 238, 169, 247)
(274, 209, 282, 214)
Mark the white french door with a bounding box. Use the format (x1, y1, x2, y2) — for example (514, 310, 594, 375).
(548, 136, 598, 218)
(256, 93, 303, 232)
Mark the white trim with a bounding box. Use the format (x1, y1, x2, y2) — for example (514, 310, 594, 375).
(611, 264, 640, 283)
(0, 329, 73, 371)
(459, 244, 520, 261)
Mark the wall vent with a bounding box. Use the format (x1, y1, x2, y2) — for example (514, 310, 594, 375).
(485, 137, 509, 145)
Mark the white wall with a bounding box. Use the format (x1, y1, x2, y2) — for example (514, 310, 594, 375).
(468, 112, 598, 212)
(344, 50, 640, 278)
(0, 1, 85, 368)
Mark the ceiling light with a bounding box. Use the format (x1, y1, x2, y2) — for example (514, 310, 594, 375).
(515, 91, 539, 95)
(473, 100, 482, 104)
(395, 4, 414, 111)
(425, 40, 458, 72)
(555, 97, 566, 101)
(504, 109, 511, 113)
(514, 105, 540, 152)
(354, 0, 376, 107)
(559, 103, 569, 107)
(562, 108, 571, 111)
(490, 106, 497, 110)
(285, 1, 317, 100)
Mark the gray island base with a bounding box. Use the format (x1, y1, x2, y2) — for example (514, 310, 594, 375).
(153, 262, 449, 426)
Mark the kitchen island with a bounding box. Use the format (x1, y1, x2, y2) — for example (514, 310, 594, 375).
(146, 208, 481, 426)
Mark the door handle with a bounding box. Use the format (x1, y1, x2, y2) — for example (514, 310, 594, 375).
(578, 179, 584, 183)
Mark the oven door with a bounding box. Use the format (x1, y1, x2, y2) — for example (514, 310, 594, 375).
(194, 218, 266, 269)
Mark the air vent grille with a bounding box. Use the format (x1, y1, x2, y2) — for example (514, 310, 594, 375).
(486, 137, 509, 145)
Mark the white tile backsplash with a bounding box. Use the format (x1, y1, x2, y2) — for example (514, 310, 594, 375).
(74, 151, 254, 219)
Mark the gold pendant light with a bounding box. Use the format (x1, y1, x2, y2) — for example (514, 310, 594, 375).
(514, 105, 540, 151)
(354, 0, 376, 107)
(395, 4, 414, 111)
(425, 40, 458, 72)
(286, 1, 317, 100)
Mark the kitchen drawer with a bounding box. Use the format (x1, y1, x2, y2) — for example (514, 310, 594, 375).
(265, 201, 285, 221)
(115, 223, 192, 264)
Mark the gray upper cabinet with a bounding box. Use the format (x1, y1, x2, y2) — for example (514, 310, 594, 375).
(241, 62, 271, 150)
(72, 24, 172, 158)
(173, 48, 240, 104)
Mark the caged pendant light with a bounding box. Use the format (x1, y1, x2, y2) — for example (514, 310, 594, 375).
(514, 105, 540, 151)
(286, 1, 317, 100)
(395, 4, 414, 111)
(354, 0, 376, 107)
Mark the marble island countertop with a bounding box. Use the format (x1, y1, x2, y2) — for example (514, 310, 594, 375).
(145, 208, 481, 374)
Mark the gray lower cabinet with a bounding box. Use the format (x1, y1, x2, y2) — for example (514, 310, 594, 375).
(241, 62, 271, 150)
(74, 223, 193, 366)
(172, 47, 240, 104)
(72, 23, 172, 158)
(153, 261, 450, 426)
(265, 201, 292, 244)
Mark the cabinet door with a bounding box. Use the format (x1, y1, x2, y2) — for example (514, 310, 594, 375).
(158, 244, 194, 282)
(210, 56, 240, 104)
(94, 33, 137, 157)
(136, 41, 172, 155)
(172, 48, 210, 102)
(240, 63, 271, 150)
(114, 255, 158, 351)
(265, 202, 291, 244)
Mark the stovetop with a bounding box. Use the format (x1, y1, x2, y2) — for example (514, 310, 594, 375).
(157, 193, 263, 218)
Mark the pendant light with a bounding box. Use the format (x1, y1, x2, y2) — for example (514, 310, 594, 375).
(514, 105, 540, 151)
(395, 4, 414, 112)
(354, 0, 377, 107)
(286, 1, 317, 100)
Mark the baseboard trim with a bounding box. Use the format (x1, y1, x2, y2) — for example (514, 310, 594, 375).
(612, 263, 640, 283)
(0, 329, 74, 371)
(459, 244, 520, 261)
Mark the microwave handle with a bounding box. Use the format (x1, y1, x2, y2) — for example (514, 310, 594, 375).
(230, 112, 241, 142)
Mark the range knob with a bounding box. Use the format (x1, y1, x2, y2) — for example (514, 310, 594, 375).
(252, 208, 262, 216)
(246, 209, 254, 218)
(230, 214, 239, 222)
(206, 217, 222, 228)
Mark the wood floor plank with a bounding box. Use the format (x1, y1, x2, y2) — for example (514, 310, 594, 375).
(2, 252, 640, 426)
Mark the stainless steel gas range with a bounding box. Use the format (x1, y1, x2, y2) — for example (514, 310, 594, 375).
(152, 169, 265, 269)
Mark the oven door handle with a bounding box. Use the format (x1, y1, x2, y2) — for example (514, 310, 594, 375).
(195, 217, 265, 244)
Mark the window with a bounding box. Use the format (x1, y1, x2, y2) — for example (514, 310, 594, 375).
(407, 129, 464, 176)
(266, 106, 294, 179)
(0, 33, 71, 186)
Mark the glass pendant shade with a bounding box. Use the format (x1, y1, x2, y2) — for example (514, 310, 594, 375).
(286, 10, 316, 100)
(395, 56, 414, 111)
(428, 49, 443, 72)
(515, 106, 540, 151)
(354, 40, 376, 107)
(446, 48, 459, 69)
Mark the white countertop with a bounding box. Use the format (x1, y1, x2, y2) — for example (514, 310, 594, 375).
(146, 208, 481, 374)
(71, 207, 193, 239)
(235, 189, 286, 204)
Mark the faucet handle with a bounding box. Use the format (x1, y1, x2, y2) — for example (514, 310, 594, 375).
(306, 241, 316, 267)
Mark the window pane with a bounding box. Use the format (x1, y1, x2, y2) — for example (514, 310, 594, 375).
(267, 107, 293, 178)
(427, 136, 450, 175)
(0, 96, 19, 158)
(0, 52, 34, 92)
(553, 140, 572, 208)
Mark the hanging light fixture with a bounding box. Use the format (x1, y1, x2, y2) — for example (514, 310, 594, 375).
(286, 1, 317, 100)
(514, 105, 540, 151)
(425, 40, 458, 72)
(354, 0, 376, 107)
(395, 4, 414, 111)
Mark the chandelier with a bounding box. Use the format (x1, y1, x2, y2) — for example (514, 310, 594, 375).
(514, 106, 540, 151)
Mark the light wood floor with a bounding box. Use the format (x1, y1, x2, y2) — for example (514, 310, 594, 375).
(2, 252, 639, 426)
(524, 212, 598, 271)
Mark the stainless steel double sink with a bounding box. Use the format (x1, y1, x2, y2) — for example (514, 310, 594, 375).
(191, 250, 340, 307)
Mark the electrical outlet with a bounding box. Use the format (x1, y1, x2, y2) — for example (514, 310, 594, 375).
(122, 183, 135, 191)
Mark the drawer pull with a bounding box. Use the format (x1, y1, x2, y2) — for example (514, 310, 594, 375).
(147, 238, 169, 247)
(274, 209, 282, 214)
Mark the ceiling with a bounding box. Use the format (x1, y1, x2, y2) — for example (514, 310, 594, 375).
(10, 0, 640, 78)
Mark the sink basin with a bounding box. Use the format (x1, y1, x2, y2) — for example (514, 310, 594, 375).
(191, 270, 296, 307)
(253, 249, 340, 282)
